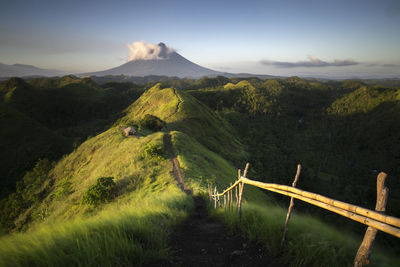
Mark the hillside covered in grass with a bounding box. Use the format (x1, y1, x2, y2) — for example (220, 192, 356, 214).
(0, 76, 399, 266)
(0, 76, 144, 194)
(0, 82, 251, 263)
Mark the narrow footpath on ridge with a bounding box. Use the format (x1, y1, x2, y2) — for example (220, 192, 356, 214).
(163, 133, 285, 267)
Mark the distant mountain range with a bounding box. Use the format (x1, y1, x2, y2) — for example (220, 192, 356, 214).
(0, 63, 64, 78)
(0, 43, 276, 79)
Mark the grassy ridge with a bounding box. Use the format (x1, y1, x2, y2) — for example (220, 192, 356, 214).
(0, 189, 192, 266)
(122, 84, 246, 163)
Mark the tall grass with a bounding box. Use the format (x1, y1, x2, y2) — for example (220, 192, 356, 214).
(0, 189, 192, 266)
(170, 130, 269, 204)
(213, 202, 400, 267)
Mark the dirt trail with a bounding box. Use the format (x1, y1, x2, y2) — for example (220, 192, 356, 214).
(163, 133, 191, 194)
(163, 132, 285, 267)
(170, 196, 284, 267)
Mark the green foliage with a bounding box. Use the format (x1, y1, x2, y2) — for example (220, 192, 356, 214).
(327, 86, 399, 115)
(143, 142, 166, 160)
(81, 177, 116, 206)
(341, 79, 365, 90)
(0, 159, 54, 230)
(138, 114, 166, 131)
(0, 103, 69, 191)
(16, 159, 53, 198)
(195, 76, 231, 89)
(0, 76, 145, 192)
(188, 80, 273, 115)
(51, 178, 74, 200)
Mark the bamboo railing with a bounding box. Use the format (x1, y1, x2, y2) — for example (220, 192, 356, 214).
(208, 163, 400, 267)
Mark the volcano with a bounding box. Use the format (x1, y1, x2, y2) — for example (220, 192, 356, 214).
(84, 42, 222, 78)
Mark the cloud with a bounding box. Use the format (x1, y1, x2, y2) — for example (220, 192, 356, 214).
(260, 56, 359, 68)
(215, 66, 233, 71)
(127, 41, 175, 61)
(365, 63, 400, 68)
(382, 63, 400, 68)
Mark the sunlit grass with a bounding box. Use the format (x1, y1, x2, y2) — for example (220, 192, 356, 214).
(213, 202, 400, 267)
(0, 188, 192, 267)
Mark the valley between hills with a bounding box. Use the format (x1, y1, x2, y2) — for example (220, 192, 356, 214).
(0, 75, 400, 266)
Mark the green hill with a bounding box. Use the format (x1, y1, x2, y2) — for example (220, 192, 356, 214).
(120, 84, 246, 162)
(0, 79, 399, 266)
(0, 83, 260, 265)
(0, 104, 69, 190)
(3, 83, 248, 227)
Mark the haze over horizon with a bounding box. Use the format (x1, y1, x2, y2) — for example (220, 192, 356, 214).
(1, 0, 400, 79)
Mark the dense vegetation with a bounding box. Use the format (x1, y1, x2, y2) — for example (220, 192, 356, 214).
(0, 76, 145, 194)
(186, 78, 400, 215)
(0, 75, 399, 266)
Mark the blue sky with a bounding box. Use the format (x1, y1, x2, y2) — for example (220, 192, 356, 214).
(1, 0, 399, 78)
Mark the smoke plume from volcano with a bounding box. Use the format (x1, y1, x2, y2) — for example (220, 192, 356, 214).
(127, 42, 174, 61)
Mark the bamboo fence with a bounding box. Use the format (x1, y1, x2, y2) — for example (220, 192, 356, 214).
(209, 163, 400, 267)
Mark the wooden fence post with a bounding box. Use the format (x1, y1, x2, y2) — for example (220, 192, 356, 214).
(232, 187, 234, 209)
(224, 195, 227, 209)
(236, 169, 241, 209)
(227, 183, 230, 209)
(235, 184, 238, 208)
(280, 164, 301, 249)
(243, 163, 250, 178)
(208, 184, 212, 203)
(354, 172, 389, 267)
(238, 163, 250, 224)
(228, 183, 232, 209)
(238, 182, 244, 223)
(214, 187, 217, 209)
(230, 184, 233, 210)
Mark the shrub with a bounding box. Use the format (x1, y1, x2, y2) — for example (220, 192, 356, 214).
(138, 114, 166, 132)
(81, 177, 116, 206)
(51, 178, 74, 200)
(143, 142, 167, 160)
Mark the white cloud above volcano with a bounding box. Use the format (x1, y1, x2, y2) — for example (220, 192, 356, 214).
(127, 42, 175, 61)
